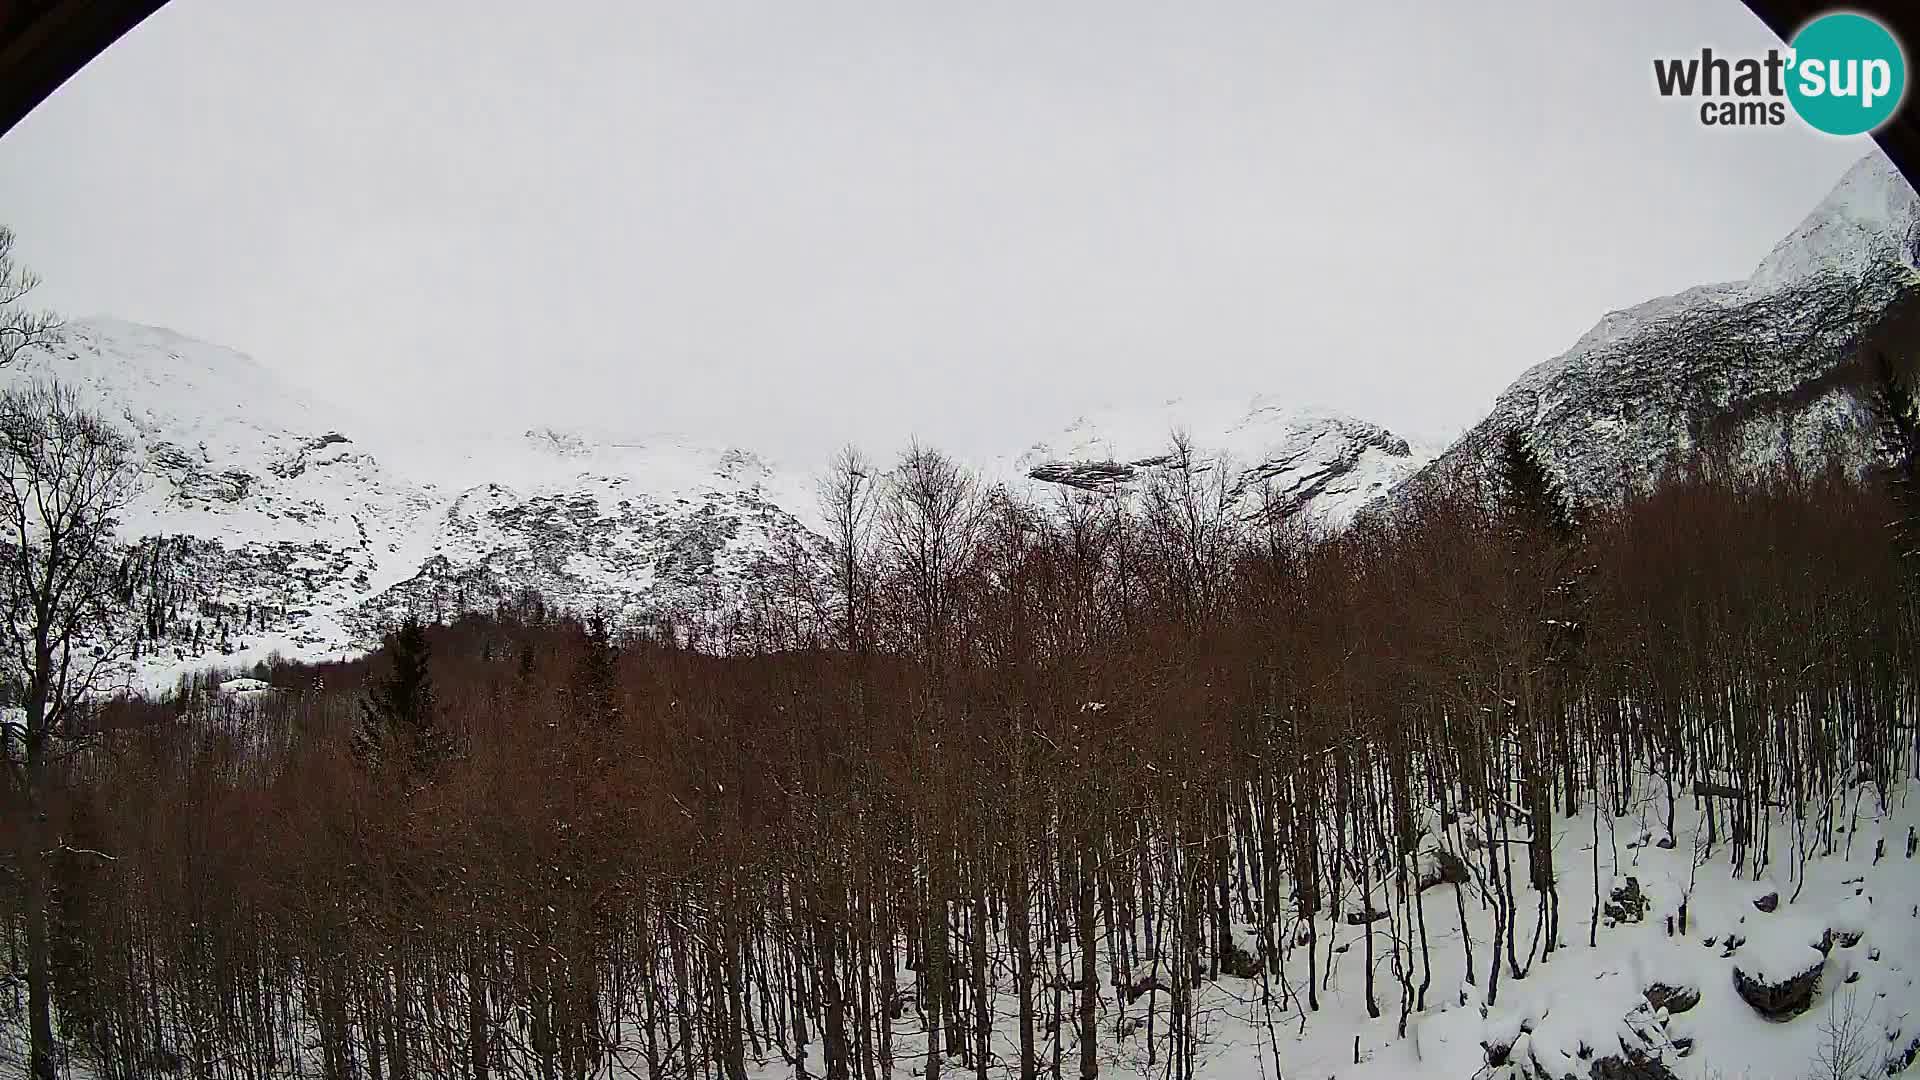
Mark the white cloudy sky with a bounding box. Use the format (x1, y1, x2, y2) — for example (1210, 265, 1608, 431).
(0, 0, 1875, 467)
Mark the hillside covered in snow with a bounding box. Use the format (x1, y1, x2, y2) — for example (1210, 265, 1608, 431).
(0, 328, 1440, 688)
(1396, 151, 1920, 507)
(0, 319, 829, 688)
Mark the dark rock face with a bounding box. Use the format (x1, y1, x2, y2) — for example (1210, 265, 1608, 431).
(1494, 1000, 1683, 1080)
(351, 481, 826, 643)
(1216, 937, 1262, 980)
(1732, 953, 1825, 1020)
(267, 432, 352, 479)
(1889, 1034, 1920, 1076)
(1587, 1052, 1681, 1080)
(1026, 459, 1141, 489)
(1811, 926, 1866, 955)
(1589, 1053, 1681, 1076)
(148, 441, 258, 504)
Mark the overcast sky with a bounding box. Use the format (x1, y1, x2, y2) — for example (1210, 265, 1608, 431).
(0, 0, 1877, 467)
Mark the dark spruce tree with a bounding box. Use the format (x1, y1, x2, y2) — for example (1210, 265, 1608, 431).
(569, 612, 620, 728)
(1497, 427, 1585, 655)
(1870, 350, 1920, 564)
(1497, 426, 1578, 545)
(353, 614, 447, 776)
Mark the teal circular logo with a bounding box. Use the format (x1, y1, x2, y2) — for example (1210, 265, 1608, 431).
(1787, 13, 1906, 136)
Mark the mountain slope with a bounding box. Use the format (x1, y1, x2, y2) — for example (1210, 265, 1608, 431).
(0, 320, 827, 687)
(7, 321, 1428, 687)
(1397, 151, 1920, 508)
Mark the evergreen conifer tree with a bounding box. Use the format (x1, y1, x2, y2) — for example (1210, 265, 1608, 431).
(1498, 427, 1578, 545)
(354, 615, 446, 776)
(1870, 351, 1920, 564)
(569, 612, 620, 728)
(1497, 426, 1586, 667)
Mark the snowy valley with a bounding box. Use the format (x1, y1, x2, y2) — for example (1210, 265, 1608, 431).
(2, 152, 1920, 1080)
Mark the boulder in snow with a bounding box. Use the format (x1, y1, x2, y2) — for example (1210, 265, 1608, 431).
(1731, 940, 1825, 1020)
(1586, 1052, 1681, 1080)
(1642, 981, 1700, 1016)
(1605, 877, 1647, 924)
(1417, 846, 1471, 892)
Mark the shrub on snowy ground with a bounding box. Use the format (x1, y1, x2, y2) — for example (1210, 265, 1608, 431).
(1804, 989, 1874, 1080)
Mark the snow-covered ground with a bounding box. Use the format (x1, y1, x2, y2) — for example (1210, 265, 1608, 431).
(6, 774, 1910, 1079)
(716, 780, 1917, 1080)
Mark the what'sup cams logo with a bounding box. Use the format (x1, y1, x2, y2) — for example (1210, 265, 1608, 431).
(1654, 11, 1906, 134)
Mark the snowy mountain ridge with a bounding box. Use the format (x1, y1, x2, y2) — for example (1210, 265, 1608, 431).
(1, 322, 1446, 686)
(0, 319, 832, 687)
(1395, 151, 1920, 508)
(7, 151, 1917, 687)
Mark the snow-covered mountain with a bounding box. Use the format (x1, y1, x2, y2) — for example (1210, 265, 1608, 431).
(0, 319, 828, 687)
(8, 151, 1915, 687)
(1011, 155, 1920, 533)
(1396, 151, 1920, 508)
(3, 319, 1421, 687)
(1011, 396, 1437, 528)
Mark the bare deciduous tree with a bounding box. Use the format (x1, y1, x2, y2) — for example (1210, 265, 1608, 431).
(0, 228, 61, 368)
(818, 444, 877, 654)
(1807, 989, 1873, 1080)
(878, 441, 980, 669)
(0, 381, 138, 1080)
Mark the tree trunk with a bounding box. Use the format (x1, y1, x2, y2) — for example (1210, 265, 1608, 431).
(1010, 851, 1037, 1080)
(24, 723, 57, 1080)
(1076, 835, 1098, 1080)
(468, 931, 489, 1080)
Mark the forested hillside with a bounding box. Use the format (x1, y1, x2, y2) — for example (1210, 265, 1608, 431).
(7, 417, 1920, 1080)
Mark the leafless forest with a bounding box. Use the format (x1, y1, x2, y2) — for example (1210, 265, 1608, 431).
(5, 416, 1920, 1080)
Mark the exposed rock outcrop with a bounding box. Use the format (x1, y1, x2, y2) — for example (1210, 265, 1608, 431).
(1732, 945, 1825, 1020)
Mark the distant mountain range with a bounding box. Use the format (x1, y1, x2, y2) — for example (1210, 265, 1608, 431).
(4, 150, 1914, 689)
(2, 319, 829, 688)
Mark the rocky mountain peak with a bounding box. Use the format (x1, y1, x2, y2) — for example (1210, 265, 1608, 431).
(1395, 150, 1920, 512)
